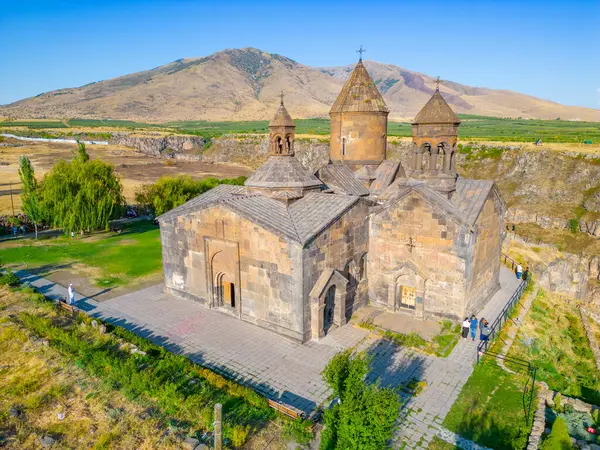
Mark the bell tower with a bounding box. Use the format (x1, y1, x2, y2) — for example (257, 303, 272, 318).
(409, 78, 461, 199)
(329, 47, 389, 167)
(269, 92, 295, 156)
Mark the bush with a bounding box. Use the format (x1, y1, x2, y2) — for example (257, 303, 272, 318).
(0, 270, 20, 287)
(554, 393, 564, 413)
(135, 175, 246, 216)
(230, 424, 250, 447)
(541, 417, 572, 450)
(320, 350, 401, 450)
(282, 418, 314, 445)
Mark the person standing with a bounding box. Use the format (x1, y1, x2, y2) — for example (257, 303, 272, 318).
(469, 315, 478, 341)
(516, 264, 523, 280)
(67, 283, 75, 305)
(523, 267, 530, 282)
(461, 317, 470, 339)
(480, 320, 491, 342)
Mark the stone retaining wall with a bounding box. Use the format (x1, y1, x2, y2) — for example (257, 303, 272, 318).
(527, 383, 548, 450)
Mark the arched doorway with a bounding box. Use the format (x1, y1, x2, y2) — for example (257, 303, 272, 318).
(389, 263, 427, 318)
(324, 285, 336, 333)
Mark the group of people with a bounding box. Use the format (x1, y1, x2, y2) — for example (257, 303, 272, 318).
(461, 315, 491, 342)
(515, 264, 529, 281)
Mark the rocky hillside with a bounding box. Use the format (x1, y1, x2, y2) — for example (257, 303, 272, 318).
(2, 48, 598, 122)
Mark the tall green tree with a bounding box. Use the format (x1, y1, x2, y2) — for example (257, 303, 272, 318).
(18, 156, 42, 239)
(320, 350, 401, 450)
(540, 417, 572, 450)
(39, 142, 124, 233)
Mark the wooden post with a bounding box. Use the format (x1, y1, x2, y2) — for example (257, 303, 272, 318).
(214, 403, 222, 450)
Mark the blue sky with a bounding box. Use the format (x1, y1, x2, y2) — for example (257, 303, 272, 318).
(1, 0, 599, 108)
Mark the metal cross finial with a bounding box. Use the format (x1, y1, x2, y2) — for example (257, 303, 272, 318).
(279, 90, 284, 105)
(435, 76, 442, 92)
(357, 45, 366, 61)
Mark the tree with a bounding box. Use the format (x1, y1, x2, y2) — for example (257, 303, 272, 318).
(320, 350, 401, 450)
(39, 142, 124, 233)
(135, 175, 246, 216)
(540, 417, 572, 450)
(18, 156, 42, 239)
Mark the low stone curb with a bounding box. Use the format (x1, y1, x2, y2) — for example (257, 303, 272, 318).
(526, 382, 548, 450)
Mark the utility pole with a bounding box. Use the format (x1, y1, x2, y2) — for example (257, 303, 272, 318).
(214, 403, 222, 450)
(9, 181, 15, 216)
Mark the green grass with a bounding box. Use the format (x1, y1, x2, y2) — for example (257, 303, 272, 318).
(428, 436, 459, 450)
(0, 120, 68, 128)
(0, 221, 162, 287)
(358, 318, 460, 358)
(508, 289, 600, 405)
(443, 358, 533, 450)
(4, 114, 599, 143)
(2, 286, 275, 447)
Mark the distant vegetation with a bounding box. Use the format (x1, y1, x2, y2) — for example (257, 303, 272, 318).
(1, 115, 598, 143)
(135, 175, 247, 216)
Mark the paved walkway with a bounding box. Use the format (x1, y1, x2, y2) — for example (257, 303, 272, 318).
(16, 266, 521, 448)
(393, 267, 522, 449)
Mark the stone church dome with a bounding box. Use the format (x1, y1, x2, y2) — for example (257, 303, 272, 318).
(329, 60, 388, 114)
(413, 90, 461, 124)
(269, 100, 295, 127)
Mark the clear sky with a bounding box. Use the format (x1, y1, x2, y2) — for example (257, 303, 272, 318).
(1, 0, 599, 108)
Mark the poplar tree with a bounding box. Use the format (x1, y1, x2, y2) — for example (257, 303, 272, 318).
(18, 156, 42, 239)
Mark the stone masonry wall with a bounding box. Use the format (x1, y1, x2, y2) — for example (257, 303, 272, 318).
(368, 192, 470, 320)
(160, 205, 305, 341)
(330, 112, 388, 164)
(302, 200, 370, 341)
(465, 192, 503, 314)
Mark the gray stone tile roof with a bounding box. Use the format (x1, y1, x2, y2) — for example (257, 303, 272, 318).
(245, 156, 323, 189)
(452, 178, 496, 225)
(157, 184, 245, 221)
(158, 185, 360, 246)
(317, 164, 370, 196)
(413, 91, 461, 124)
(378, 177, 500, 227)
(370, 161, 404, 195)
(354, 164, 379, 180)
(330, 61, 388, 114)
(289, 192, 360, 243)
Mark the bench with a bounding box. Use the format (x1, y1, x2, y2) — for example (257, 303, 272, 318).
(57, 300, 77, 315)
(267, 399, 304, 419)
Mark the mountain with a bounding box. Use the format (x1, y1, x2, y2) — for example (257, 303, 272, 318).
(1, 48, 598, 122)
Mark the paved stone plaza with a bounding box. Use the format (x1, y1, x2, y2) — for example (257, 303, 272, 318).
(18, 266, 520, 448)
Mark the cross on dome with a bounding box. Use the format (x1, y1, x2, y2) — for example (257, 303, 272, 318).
(435, 76, 442, 92)
(356, 45, 366, 61)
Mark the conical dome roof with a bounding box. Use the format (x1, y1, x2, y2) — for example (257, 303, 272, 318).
(269, 101, 295, 127)
(330, 61, 388, 114)
(413, 90, 460, 124)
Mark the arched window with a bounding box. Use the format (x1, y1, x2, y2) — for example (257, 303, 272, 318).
(286, 135, 292, 152)
(342, 138, 346, 156)
(276, 136, 283, 154)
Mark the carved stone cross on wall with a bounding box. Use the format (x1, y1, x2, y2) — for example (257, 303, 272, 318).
(406, 236, 417, 253)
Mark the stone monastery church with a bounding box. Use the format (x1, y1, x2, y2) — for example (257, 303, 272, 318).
(158, 57, 505, 343)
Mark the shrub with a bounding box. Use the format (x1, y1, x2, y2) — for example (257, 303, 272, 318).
(554, 393, 564, 413)
(320, 350, 401, 450)
(541, 417, 572, 449)
(282, 418, 314, 445)
(0, 270, 20, 287)
(568, 219, 579, 234)
(593, 408, 599, 426)
(230, 424, 250, 447)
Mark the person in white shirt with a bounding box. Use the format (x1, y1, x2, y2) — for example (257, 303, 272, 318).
(461, 317, 470, 339)
(67, 283, 75, 305)
(516, 264, 523, 280)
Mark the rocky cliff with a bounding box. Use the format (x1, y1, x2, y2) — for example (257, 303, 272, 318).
(110, 133, 205, 158)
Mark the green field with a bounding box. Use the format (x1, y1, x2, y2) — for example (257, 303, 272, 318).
(0, 221, 162, 288)
(1, 114, 598, 143)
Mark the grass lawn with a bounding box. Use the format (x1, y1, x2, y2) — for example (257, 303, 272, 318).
(443, 359, 532, 450)
(0, 221, 162, 288)
(508, 289, 600, 405)
(0, 285, 286, 449)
